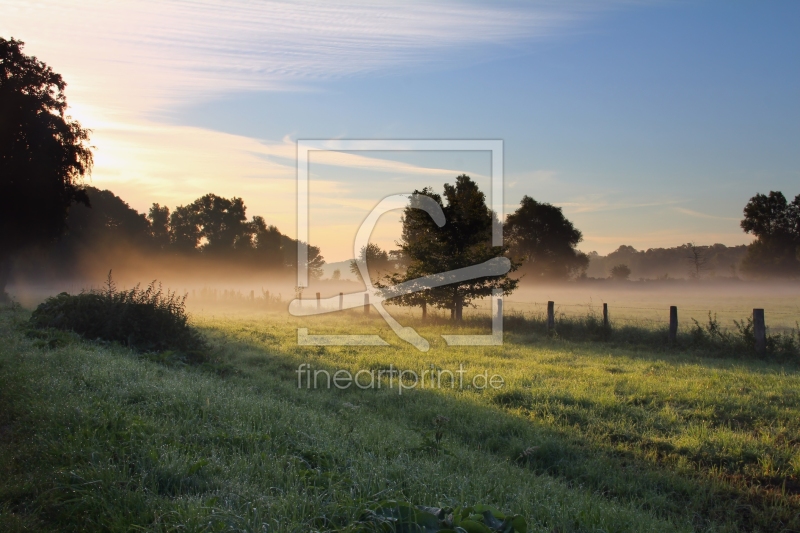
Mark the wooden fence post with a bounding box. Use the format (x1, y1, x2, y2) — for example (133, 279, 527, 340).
(364, 294, 370, 314)
(669, 306, 678, 343)
(753, 308, 766, 354)
(602, 303, 608, 328)
(547, 301, 555, 330)
(339, 292, 344, 311)
(316, 292, 321, 309)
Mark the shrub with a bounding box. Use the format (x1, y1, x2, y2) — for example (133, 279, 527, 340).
(689, 312, 800, 360)
(30, 272, 206, 358)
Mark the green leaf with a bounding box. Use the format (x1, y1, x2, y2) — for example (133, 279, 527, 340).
(458, 520, 493, 533)
(472, 505, 504, 519)
(511, 515, 528, 533)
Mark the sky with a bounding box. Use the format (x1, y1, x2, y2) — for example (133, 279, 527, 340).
(3, 0, 799, 262)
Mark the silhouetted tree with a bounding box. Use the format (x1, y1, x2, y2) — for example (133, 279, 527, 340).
(249, 215, 284, 268)
(0, 37, 92, 297)
(64, 187, 150, 246)
(610, 264, 631, 281)
(505, 196, 588, 280)
(391, 175, 518, 321)
(169, 204, 201, 253)
(740, 191, 800, 277)
(349, 243, 391, 283)
(148, 203, 170, 250)
(279, 234, 325, 280)
(189, 194, 251, 253)
(686, 241, 708, 280)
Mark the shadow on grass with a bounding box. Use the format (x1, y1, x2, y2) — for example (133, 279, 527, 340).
(201, 323, 800, 533)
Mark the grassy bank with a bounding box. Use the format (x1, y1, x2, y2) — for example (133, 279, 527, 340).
(1, 305, 799, 531)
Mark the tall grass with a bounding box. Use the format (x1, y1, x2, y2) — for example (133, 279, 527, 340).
(497, 308, 800, 361)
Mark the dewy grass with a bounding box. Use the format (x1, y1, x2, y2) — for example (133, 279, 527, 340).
(1, 305, 799, 532)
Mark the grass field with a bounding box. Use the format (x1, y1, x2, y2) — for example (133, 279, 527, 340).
(1, 301, 799, 532)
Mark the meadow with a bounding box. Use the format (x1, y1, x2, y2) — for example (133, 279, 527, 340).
(1, 292, 799, 532)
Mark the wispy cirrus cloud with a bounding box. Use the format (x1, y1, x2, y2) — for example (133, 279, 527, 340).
(2, 0, 638, 259)
(2, 0, 615, 115)
(672, 207, 740, 221)
(559, 196, 683, 214)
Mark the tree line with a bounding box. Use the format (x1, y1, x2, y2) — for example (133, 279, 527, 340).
(13, 186, 325, 283)
(3, 36, 798, 303)
(583, 192, 800, 281)
(585, 243, 748, 280)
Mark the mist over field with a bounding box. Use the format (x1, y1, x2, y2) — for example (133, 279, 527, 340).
(3, 3, 800, 533)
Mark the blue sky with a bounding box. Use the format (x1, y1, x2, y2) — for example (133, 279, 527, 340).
(5, 0, 799, 260)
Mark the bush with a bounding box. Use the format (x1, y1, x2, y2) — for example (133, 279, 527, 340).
(690, 312, 800, 360)
(30, 272, 206, 358)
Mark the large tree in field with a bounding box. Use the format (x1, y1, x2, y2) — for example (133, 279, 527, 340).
(0, 37, 92, 298)
(504, 196, 588, 280)
(739, 191, 800, 277)
(391, 175, 518, 321)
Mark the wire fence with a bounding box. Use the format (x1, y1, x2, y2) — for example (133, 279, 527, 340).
(465, 298, 800, 331)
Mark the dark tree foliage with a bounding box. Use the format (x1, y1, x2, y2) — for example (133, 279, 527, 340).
(15, 187, 154, 280)
(610, 263, 631, 281)
(505, 196, 588, 280)
(740, 191, 800, 278)
(249, 215, 284, 269)
(158, 193, 325, 277)
(148, 203, 170, 250)
(186, 194, 251, 253)
(278, 235, 326, 281)
(0, 37, 92, 295)
(65, 187, 150, 246)
(168, 204, 202, 253)
(740, 191, 799, 238)
(390, 175, 518, 321)
(349, 243, 392, 283)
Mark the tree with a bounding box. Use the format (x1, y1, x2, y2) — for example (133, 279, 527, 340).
(740, 191, 793, 237)
(740, 191, 800, 277)
(148, 203, 170, 250)
(279, 234, 325, 280)
(249, 216, 285, 268)
(505, 196, 588, 280)
(686, 241, 708, 280)
(168, 205, 202, 253)
(390, 175, 518, 321)
(188, 194, 252, 253)
(610, 264, 631, 281)
(349, 243, 392, 283)
(0, 37, 92, 297)
(64, 187, 150, 247)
